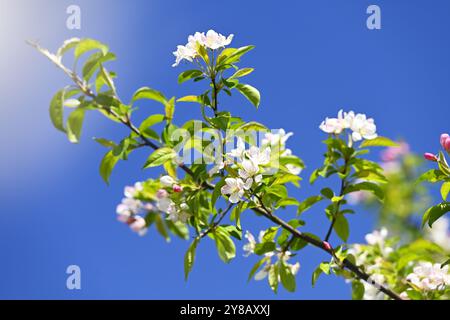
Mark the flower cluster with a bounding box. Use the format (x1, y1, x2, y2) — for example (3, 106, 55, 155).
(116, 182, 152, 235)
(424, 133, 450, 162)
(220, 129, 299, 203)
(347, 228, 394, 300)
(243, 231, 300, 281)
(172, 29, 234, 67)
(155, 175, 191, 223)
(319, 110, 378, 143)
(406, 262, 450, 291)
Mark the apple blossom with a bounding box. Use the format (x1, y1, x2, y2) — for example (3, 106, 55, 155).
(319, 117, 344, 135)
(172, 45, 196, 67)
(129, 216, 147, 234)
(406, 262, 450, 291)
(221, 177, 248, 203)
(262, 129, 293, 148)
(156, 188, 169, 199)
(350, 113, 378, 142)
(160, 175, 176, 187)
(363, 274, 386, 300)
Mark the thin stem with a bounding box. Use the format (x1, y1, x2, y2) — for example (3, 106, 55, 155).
(324, 156, 350, 242)
(198, 203, 234, 239)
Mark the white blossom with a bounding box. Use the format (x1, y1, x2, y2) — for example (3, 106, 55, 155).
(172, 30, 233, 67)
(227, 137, 246, 160)
(243, 231, 257, 257)
(365, 228, 393, 257)
(319, 117, 344, 135)
(124, 182, 143, 198)
(172, 45, 196, 67)
(406, 262, 450, 291)
(363, 274, 386, 300)
(286, 164, 302, 175)
(221, 177, 248, 203)
(350, 113, 377, 141)
(129, 216, 147, 235)
(160, 175, 176, 187)
(319, 110, 378, 143)
(203, 29, 234, 50)
(262, 129, 293, 148)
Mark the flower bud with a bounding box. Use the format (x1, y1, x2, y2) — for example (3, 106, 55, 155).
(322, 241, 332, 251)
(160, 175, 175, 187)
(173, 184, 183, 193)
(156, 189, 169, 199)
(441, 133, 450, 152)
(424, 152, 438, 162)
(129, 216, 146, 232)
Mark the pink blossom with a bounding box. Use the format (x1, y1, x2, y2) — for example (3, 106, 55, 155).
(424, 153, 438, 162)
(441, 133, 450, 152)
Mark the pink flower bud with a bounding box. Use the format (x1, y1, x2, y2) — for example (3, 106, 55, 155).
(129, 216, 146, 232)
(441, 133, 450, 152)
(440, 133, 449, 147)
(322, 241, 332, 251)
(173, 185, 183, 193)
(424, 152, 438, 162)
(156, 189, 169, 199)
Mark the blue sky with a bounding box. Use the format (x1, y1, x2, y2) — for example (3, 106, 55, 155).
(0, 0, 449, 299)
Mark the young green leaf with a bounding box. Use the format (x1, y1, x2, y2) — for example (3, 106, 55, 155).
(74, 38, 108, 59)
(178, 70, 204, 84)
(66, 108, 86, 143)
(235, 83, 260, 108)
(131, 87, 167, 106)
(213, 227, 236, 263)
(184, 238, 199, 280)
(279, 261, 296, 292)
(359, 136, 399, 148)
(99, 149, 120, 184)
(143, 147, 176, 168)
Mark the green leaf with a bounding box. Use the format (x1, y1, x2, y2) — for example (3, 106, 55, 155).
(178, 70, 204, 84)
(297, 195, 323, 215)
(254, 242, 276, 255)
(359, 136, 398, 148)
(213, 227, 236, 263)
(74, 38, 108, 59)
(82, 51, 116, 81)
(320, 188, 334, 199)
(279, 261, 296, 292)
(139, 114, 165, 132)
(248, 257, 268, 282)
(154, 214, 170, 242)
(177, 95, 202, 103)
(333, 214, 350, 242)
(236, 121, 268, 132)
(218, 45, 255, 66)
(93, 137, 116, 148)
(235, 83, 260, 108)
(352, 281, 365, 300)
(344, 182, 384, 200)
(66, 108, 85, 143)
(131, 87, 167, 105)
(268, 264, 279, 293)
(422, 202, 450, 227)
(165, 97, 176, 122)
(229, 68, 254, 79)
(49, 90, 66, 132)
(99, 149, 119, 184)
(441, 182, 450, 201)
(143, 147, 176, 168)
(184, 238, 199, 280)
(417, 169, 448, 183)
(56, 38, 81, 57)
(212, 179, 226, 209)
